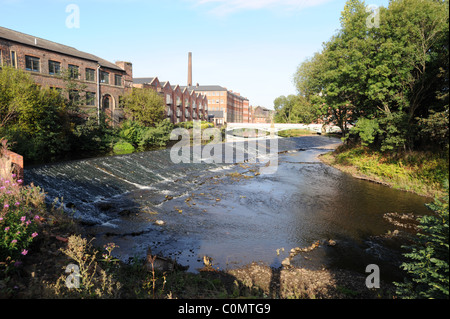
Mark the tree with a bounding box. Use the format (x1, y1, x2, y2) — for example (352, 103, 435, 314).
(294, 0, 449, 150)
(121, 88, 165, 127)
(0, 67, 72, 162)
(273, 95, 316, 124)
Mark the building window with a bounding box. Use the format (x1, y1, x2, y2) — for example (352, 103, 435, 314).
(86, 92, 96, 106)
(86, 68, 95, 82)
(100, 71, 109, 84)
(25, 55, 40, 72)
(48, 60, 61, 75)
(68, 64, 79, 79)
(10, 51, 17, 68)
(102, 95, 111, 109)
(114, 74, 122, 86)
(69, 90, 80, 104)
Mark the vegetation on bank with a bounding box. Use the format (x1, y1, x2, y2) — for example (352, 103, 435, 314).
(320, 144, 448, 198)
(0, 67, 183, 164)
(277, 129, 317, 138)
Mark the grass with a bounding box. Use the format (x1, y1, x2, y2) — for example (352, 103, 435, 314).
(320, 145, 449, 198)
(277, 129, 316, 137)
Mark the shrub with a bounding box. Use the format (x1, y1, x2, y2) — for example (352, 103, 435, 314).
(395, 180, 449, 299)
(113, 141, 135, 155)
(0, 155, 46, 271)
(349, 118, 380, 146)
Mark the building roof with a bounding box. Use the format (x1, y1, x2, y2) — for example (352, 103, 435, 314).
(208, 111, 224, 118)
(133, 77, 157, 84)
(184, 85, 227, 92)
(0, 26, 124, 72)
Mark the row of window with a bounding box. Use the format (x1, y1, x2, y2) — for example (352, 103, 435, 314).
(0, 49, 123, 86)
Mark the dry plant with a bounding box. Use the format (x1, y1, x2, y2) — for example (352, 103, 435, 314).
(48, 235, 121, 299)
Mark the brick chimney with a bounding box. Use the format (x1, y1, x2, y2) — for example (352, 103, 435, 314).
(188, 52, 192, 87)
(115, 61, 133, 90)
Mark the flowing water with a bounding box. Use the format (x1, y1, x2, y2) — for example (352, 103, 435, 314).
(25, 136, 431, 278)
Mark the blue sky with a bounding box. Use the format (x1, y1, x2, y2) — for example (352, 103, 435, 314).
(0, 0, 389, 108)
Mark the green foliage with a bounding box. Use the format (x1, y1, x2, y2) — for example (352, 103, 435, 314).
(417, 110, 449, 150)
(294, 0, 449, 151)
(0, 67, 175, 163)
(0, 156, 46, 272)
(350, 118, 380, 146)
(0, 67, 74, 163)
(121, 88, 165, 127)
(70, 116, 116, 156)
(137, 119, 174, 149)
(332, 145, 448, 197)
(113, 142, 135, 155)
(176, 121, 213, 130)
(395, 181, 449, 299)
(115, 119, 174, 152)
(273, 95, 317, 124)
(277, 129, 315, 137)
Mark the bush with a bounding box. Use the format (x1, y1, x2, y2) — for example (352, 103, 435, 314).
(349, 118, 380, 147)
(0, 155, 46, 271)
(113, 142, 135, 155)
(116, 119, 174, 151)
(395, 180, 449, 299)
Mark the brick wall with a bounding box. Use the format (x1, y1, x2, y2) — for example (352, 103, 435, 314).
(3, 149, 24, 181)
(0, 39, 131, 126)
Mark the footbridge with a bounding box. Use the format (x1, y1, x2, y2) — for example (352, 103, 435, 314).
(226, 123, 342, 134)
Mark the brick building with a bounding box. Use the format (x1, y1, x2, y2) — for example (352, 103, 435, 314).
(133, 77, 209, 124)
(185, 85, 249, 125)
(243, 99, 252, 123)
(0, 26, 132, 125)
(252, 106, 274, 124)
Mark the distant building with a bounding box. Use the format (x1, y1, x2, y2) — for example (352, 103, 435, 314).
(185, 84, 249, 125)
(252, 106, 273, 124)
(133, 77, 209, 124)
(0, 26, 132, 125)
(243, 99, 252, 123)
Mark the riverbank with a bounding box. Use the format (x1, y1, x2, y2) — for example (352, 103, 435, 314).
(1, 211, 395, 299)
(319, 144, 449, 199)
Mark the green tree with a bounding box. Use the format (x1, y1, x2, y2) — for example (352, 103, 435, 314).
(294, 0, 449, 149)
(273, 95, 316, 124)
(0, 67, 72, 163)
(121, 88, 165, 127)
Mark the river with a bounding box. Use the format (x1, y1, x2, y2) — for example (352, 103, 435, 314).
(24, 136, 431, 279)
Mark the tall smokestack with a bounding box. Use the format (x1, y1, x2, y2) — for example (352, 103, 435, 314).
(188, 52, 192, 87)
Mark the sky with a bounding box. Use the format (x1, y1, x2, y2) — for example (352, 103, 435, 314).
(0, 0, 389, 109)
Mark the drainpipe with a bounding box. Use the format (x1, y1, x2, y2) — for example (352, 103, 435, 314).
(97, 64, 101, 125)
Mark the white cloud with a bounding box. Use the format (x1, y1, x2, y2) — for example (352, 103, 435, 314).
(191, 0, 334, 16)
